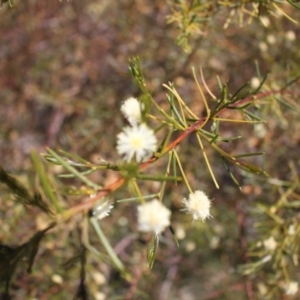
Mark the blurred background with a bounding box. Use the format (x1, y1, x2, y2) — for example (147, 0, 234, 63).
(0, 1, 300, 299)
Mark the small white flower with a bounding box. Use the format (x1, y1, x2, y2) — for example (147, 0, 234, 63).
(257, 282, 268, 296)
(266, 34, 276, 45)
(284, 281, 298, 296)
(288, 224, 296, 236)
(250, 77, 261, 89)
(285, 30, 296, 42)
(210, 236, 220, 249)
(93, 200, 114, 220)
(182, 190, 212, 221)
(263, 236, 277, 251)
(120, 97, 142, 126)
(260, 16, 270, 27)
(254, 123, 267, 138)
(137, 199, 171, 235)
(259, 41, 268, 52)
(116, 124, 157, 162)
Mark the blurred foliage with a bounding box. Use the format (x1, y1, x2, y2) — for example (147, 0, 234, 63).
(0, 223, 55, 294)
(0, 0, 13, 8)
(0, 0, 300, 299)
(167, 0, 299, 52)
(240, 163, 300, 298)
(0, 165, 55, 216)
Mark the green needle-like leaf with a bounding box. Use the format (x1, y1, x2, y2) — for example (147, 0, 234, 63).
(47, 148, 102, 190)
(147, 234, 159, 269)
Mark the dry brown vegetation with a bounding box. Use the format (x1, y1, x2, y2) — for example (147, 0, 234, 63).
(0, 1, 300, 299)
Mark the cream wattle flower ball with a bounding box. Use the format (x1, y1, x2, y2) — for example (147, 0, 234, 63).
(92, 200, 114, 220)
(182, 190, 212, 221)
(137, 199, 171, 235)
(263, 236, 277, 251)
(120, 97, 142, 126)
(116, 124, 157, 163)
(283, 281, 298, 296)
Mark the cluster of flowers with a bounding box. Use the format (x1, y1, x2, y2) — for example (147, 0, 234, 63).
(94, 97, 212, 236)
(92, 97, 299, 295)
(117, 97, 157, 163)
